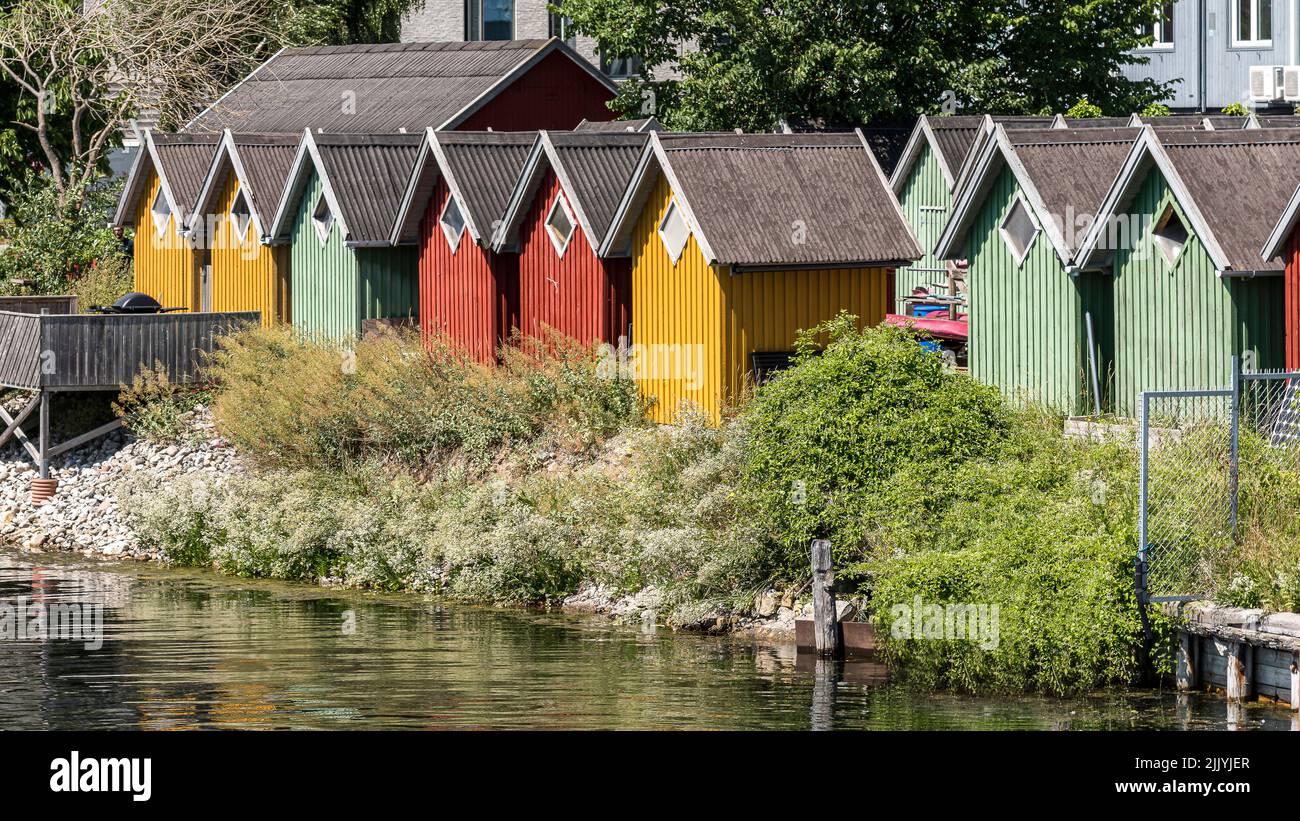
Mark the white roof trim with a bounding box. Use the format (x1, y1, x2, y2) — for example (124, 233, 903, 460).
(854, 128, 922, 261)
(596, 139, 658, 258)
(188, 129, 274, 241)
(182, 47, 285, 132)
(267, 129, 350, 244)
(1262, 179, 1300, 260)
(1074, 126, 1230, 272)
(491, 132, 549, 253)
(389, 127, 441, 246)
(890, 116, 957, 193)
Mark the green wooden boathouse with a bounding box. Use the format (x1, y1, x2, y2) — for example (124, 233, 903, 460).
(268, 131, 421, 340)
(935, 126, 1137, 414)
(1074, 127, 1295, 417)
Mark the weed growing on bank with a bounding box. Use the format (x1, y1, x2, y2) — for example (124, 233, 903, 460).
(120, 317, 1293, 694)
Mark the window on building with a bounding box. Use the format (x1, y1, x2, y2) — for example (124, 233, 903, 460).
(440, 195, 465, 253)
(658, 200, 689, 263)
(1139, 2, 1175, 46)
(600, 53, 644, 79)
(545, 193, 576, 256)
(229, 188, 252, 240)
(466, 0, 513, 41)
(150, 188, 170, 237)
(999, 195, 1039, 264)
(1152, 203, 1188, 264)
(549, 10, 576, 46)
(1234, 0, 1272, 45)
(312, 193, 333, 245)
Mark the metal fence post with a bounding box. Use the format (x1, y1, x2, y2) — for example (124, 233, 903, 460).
(1138, 390, 1150, 607)
(1229, 355, 1240, 540)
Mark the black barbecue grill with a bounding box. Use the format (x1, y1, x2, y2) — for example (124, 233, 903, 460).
(88, 292, 185, 314)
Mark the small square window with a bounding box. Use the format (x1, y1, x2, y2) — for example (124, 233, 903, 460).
(999, 195, 1038, 264)
(230, 188, 252, 240)
(1152, 203, 1188, 264)
(545, 193, 576, 257)
(658, 200, 689, 264)
(150, 188, 170, 237)
(440, 195, 465, 253)
(312, 193, 333, 245)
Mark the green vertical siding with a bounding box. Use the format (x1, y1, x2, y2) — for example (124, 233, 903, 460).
(289, 171, 419, 340)
(357, 246, 418, 328)
(1111, 171, 1285, 417)
(894, 145, 952, 311)
(965, 165, 1102, 414)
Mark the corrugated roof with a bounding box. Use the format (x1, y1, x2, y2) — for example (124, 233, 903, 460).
(1204, 115, 1251, 129)
(313, 133, 422, 244)
(548, 132, 648, 243)
(1158, 128, 1300, 271)
(436, 131, 535, 238)
(1256, 115, 1300, 129)
(1007, 128, 1137, 255)
(1061, 116, 1135, 128)
(187, 40, 605, 134)
(229, 133, 299, 224)
(151, 133, 221, 216)
(654, 132, 921, 267)
(574, 117, 661, 133)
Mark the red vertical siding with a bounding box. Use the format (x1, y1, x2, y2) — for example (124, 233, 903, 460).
(456, 52, 615, 132)
(1288, 232, 1300, 371)
(418, 178, 519, 363)
(516, 172, 630, 347)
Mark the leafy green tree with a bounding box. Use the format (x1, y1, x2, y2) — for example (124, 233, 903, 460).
(280, 0, 425, 45)
(1065, 97, 1103, 118)
(558, 0, 1176, 130)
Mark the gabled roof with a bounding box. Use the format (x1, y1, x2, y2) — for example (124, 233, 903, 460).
(189, 130, 299, 240)
(890, 114, 1057, 195)
(1059, 115, 1139, 128)
(185, 39, 616, 134)
(268, 131, 421, 247)
(390, 129, 535, 246)
(1077, 127, 1300, 274)
(935, 127, 1137, 265)
(492, 131, 649, 254)
(574, 117, 662, 133)
(111, 131, 221, 230)
(600, 131, 922, 269)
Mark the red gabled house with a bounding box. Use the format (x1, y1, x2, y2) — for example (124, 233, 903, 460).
(491, 131, 648, 347)
(391, 129, 535, 363)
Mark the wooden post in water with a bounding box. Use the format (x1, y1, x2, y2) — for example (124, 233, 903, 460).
(1290, 654, 1299, 712)
(1225, 641, 1252, 703)
(1175, 632, 1197, 691)
(811, 539, 840, 657)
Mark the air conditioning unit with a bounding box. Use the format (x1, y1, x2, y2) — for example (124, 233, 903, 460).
(1284, 66, 1300, 101)
(1250, 65, 1286, 102)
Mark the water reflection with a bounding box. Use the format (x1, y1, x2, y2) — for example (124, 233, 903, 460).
(0, 553, 1294, 730)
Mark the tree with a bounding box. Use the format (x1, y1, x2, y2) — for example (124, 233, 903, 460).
(0, 0, 289, 204)
(558, 0, 1176, 130)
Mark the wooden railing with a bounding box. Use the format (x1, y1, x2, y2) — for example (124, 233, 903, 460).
(0, 310, 259, 391)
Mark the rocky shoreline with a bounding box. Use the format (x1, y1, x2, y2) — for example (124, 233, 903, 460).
(0, 410, 805, 639)
(0, 410, 244, 561)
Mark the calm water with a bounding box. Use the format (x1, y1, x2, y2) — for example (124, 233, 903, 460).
(0, 552, 1293, 730)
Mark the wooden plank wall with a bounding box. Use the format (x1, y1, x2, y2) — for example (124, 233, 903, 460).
(0, 311, 258, 390)
(0, 296, 78, 315)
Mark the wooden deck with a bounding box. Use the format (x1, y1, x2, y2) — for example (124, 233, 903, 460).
(0, 310, 258, 391)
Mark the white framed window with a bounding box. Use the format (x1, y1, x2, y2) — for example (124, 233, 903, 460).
(1152, 202, 1188, 264)
(999, 194, 1039, 265)
(1139, 2, 1175, 48)
(150, 188, 170, 237)
(658, 199, 690, 263)
(229, 188, 252, 241)
(465, 0, 513, 41)
(312, 193, 333, 245)
(545, 193, 576, 257)
(1233, 0, 1272, 46)
(440, 195, 465, 253)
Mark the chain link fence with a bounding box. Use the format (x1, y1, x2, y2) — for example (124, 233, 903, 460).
(1139, 363, 1300, 604)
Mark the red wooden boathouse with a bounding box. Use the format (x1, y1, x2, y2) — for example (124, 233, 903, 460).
(492, 131, 649, 347)
(391, 130, 536, 362)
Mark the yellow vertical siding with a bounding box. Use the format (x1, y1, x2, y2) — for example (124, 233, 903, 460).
(132, 169, 200, 311)
(630, 175, 890, 424)
(207, 171, 289, 325)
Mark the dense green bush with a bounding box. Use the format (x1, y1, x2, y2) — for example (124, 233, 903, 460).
(741, 313, 1010, 572)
